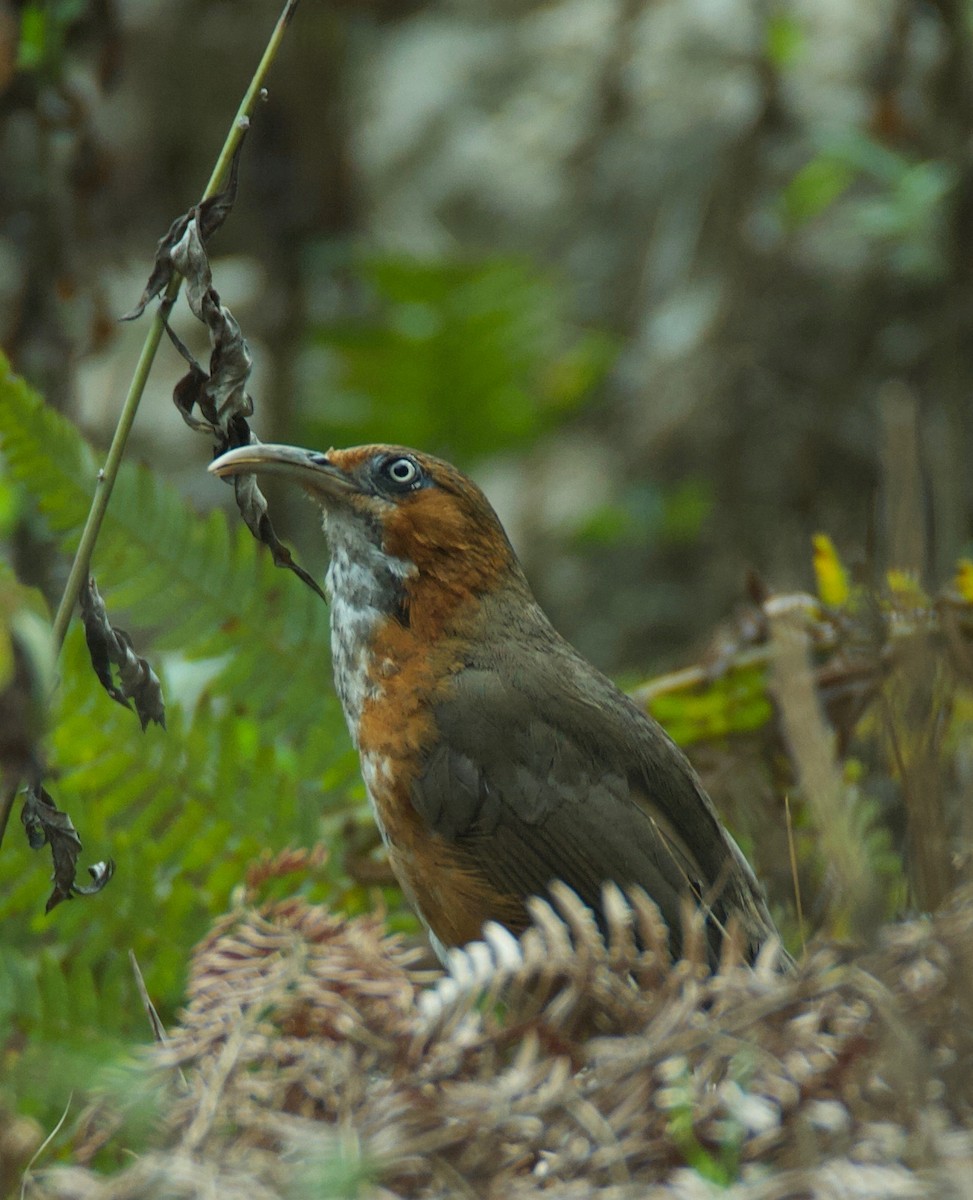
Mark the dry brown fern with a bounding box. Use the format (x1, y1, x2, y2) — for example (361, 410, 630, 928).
(26, 888, 973, 1200)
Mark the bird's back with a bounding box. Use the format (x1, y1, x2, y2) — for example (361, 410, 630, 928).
(399, 583, 781, 962)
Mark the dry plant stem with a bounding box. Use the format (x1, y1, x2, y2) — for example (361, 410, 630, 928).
(880, 685, 953, 912)
(19, 1092, 73, 1200)
(48, 0, 301, 659)
(783, 793, 806, 958)
(129, 948, 170, 1045)
(768, 607, 881, 940)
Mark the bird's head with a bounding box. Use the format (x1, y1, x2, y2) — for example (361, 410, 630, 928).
(209, 443, 528, 624)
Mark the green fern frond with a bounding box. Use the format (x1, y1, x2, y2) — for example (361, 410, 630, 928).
(1, 354, 370, 1054)
(0, 352, 341, 746)
(1, 627, 349, 1027)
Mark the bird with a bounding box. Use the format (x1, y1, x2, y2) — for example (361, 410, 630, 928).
(209, 441, 783, 965)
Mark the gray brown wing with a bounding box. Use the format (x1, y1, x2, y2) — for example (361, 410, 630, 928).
(409, 664, 746, 958)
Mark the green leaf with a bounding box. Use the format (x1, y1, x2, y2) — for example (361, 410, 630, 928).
(16, 0, 87, 73)
(301, 256, 615, 460)
(661, 479, 712, 544)
(782, 156, 855, 226)
(647, 663, 774, 747)
(765, 14, 804, 68)
(16, 4, 48, 71)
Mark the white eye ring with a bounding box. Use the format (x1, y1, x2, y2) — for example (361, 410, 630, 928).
(384, 456, 420, 487)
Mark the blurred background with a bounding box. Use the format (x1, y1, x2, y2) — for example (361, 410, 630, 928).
(4, 0, 971, 671)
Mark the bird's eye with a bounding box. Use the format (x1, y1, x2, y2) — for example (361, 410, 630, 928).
(381, 456, 422, 490)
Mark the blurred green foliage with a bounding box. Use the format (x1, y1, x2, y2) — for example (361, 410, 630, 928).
(0, 357, 380, 1129)
(764, 12, 805, 70)
(298, 256, 616, 458)
(783, 156, 856, 226)
(16, 0, 88, 76)
(647, 661, 772, 747)
(0, 473, 19, 539)
(571, 479, 713, 551)
(783, 133, 956, 279)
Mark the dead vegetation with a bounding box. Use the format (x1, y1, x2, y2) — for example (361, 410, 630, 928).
(25, 881, 973, 1200)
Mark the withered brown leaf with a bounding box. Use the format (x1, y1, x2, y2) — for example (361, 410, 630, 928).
(21, 785, 115, 912)
(79, 577, 166, 731)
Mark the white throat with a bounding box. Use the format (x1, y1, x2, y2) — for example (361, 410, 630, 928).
(323, 509, 415, 741)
